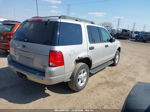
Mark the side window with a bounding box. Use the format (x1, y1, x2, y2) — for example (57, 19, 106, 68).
(100, 28, 111, 42)
(58, 22, 82, 45)
(87, 26, 101, 43)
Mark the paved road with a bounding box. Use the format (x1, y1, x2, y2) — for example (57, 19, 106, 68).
(0, 40, 150, 109)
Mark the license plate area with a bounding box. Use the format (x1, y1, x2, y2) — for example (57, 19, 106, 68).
(16, 55, 33, 68)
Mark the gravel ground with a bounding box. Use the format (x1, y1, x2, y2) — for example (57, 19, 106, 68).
(0, 40, 150, 110)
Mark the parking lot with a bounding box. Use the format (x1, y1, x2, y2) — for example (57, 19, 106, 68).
(0, 40, 150, 109)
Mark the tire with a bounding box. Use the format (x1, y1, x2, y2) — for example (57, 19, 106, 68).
(143, 39, 147, 43)
(68, 63, 89, 92)
(112, 50, 120, 66)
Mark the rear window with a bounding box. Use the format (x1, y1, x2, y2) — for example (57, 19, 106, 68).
(0, 24, 14, 32)
(13, 21, 58, 45)
(58, 22, 82, 45)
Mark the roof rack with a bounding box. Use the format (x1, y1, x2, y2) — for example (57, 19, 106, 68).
(59, 15, 95, 24)
(32, 15, 95, 24)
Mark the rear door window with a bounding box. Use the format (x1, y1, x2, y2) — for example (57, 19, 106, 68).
(58, 22, 82, 45)
(14, 21, 58, 45)
(87, 26, 101, 44)
(100, 28, 111, 42)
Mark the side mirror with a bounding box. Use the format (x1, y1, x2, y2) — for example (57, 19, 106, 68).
(110, 37, 116, 43)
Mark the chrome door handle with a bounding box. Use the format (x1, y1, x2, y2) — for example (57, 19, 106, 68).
(89, 46, 94, 50)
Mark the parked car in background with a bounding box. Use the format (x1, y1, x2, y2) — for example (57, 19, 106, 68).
(130, 31, 140, 39)
(135, 32, 150, 42)
(116, 29, 131, 39)
(8, 16, 121, 92)
(110, 29, 118, 37)
(0, 18, 7, 24)
(0, 20, 20, 52)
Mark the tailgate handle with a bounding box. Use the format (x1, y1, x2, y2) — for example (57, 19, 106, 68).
(89, 46, 94, 50)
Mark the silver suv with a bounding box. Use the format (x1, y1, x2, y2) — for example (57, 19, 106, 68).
(8, 16, 121, 92)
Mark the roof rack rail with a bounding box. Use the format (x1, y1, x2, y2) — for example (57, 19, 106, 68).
(31, 15, 95, 24)
(59, 15, 95, 24)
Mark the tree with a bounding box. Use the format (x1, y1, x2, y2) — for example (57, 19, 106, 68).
(100, 22, 113, 29)
(100, 22, 113, 32)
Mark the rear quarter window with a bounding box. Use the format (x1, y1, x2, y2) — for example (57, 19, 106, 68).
(58, 22, 82, 45)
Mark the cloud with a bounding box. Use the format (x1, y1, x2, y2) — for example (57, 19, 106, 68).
(50, 5, 58, 8)
(42, 0, 61, 4)
(49, 10, 61, 14)
(88, 12, 106, 17)
(114, 16, 125, 19)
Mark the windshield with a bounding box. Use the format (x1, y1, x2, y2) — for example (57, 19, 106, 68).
(13, 21, 58, 45)
(0, 24, 14, 32)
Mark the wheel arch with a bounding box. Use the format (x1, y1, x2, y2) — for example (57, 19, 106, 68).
(75, 57, 92, 69)
(117, 47, 121, 52)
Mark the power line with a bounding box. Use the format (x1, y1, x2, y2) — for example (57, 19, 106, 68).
(63, 0, 111, 6)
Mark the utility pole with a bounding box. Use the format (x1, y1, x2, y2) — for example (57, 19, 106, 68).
(132, 23, 136, 32)
(66, 4, 71, 15)
(13, 8, 16, 19)
(36, 0, 39, 16)
(117, 18, 120, 33)
(131, 23, 136, 37)
(143, 24, 146, 32)
(127, 25, 130, 30)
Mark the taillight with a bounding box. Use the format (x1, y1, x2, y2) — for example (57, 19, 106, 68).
(49, 51, 64, 67)
(7, 33, 14, 38)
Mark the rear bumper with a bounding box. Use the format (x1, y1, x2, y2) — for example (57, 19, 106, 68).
(7, 55, 67, 85)
(0, 42, 9, 50)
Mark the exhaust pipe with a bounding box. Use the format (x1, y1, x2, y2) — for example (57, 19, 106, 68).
(17, 72, 27, 79)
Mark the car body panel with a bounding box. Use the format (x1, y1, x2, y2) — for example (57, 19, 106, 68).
(8, 16, 121, 85)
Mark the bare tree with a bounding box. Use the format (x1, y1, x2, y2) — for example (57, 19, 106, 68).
(100, 22, 113, 29)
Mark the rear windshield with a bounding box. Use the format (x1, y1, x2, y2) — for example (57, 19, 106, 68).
(0, 24, 14, 32)
(13, 21, 82, 46)
(13, 21, 58, 45)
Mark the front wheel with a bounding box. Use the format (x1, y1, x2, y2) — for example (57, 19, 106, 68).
(112, 50, 120, 66)
(68, 63, 89, 92)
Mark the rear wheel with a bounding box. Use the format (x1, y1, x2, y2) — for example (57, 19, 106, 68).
(112, 50, 120, 66)
(143, 39, 147, 43)
(68, 63, 89, 92)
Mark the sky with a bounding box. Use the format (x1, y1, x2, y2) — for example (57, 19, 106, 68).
(0, 0, 149, 31)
